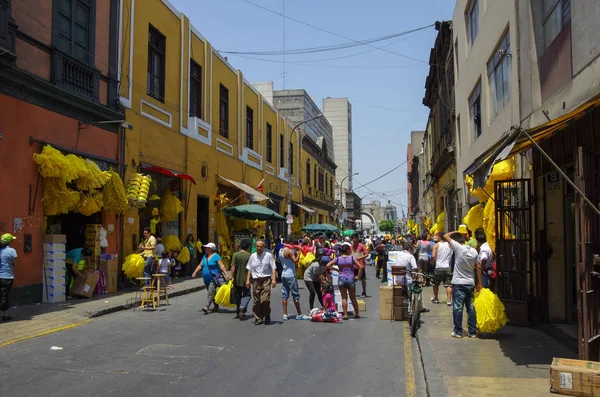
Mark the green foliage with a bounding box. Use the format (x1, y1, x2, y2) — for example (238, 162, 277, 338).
(379, 220, 395, 233)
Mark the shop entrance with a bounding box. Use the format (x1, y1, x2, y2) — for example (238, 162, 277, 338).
(48, 212, 102, 252)
(197, 196, 209, 244)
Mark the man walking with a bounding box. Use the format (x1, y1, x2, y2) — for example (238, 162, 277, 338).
(444, 231, 481, 339)
(474, 228, 495, 291)
(230, 239, 252, 320)
(279, 240, 311, 321)
(415, 234, 431, 285)
(246, 240, 276, 325)
(351, 233, 369, 297)
(431, 232, 453, 306)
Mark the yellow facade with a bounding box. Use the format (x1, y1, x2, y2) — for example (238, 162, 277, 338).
(300, 137, 336, 227)
(118, 0, 303, 254)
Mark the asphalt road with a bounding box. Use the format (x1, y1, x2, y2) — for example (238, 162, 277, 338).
(0, 270, 425, 397)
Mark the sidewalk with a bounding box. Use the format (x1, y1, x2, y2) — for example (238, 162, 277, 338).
(0, 277, 205, 347)
(416, 288, 577, 397)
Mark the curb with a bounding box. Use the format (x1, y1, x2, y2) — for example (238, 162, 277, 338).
(83, 285, 205, 318)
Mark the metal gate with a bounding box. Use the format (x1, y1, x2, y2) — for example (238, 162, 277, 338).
(495, 179, 532, 325)
(574, 146, 600, 360)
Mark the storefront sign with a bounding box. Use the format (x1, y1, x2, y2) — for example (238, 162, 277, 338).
(233, 230, 252, 250)
(163, 220, 179, 236)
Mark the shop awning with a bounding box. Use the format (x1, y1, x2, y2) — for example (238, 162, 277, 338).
(140, 163, 196, 184)
(294, 202, 316, 214)
(223, 204, 285, 221)
(217, 175, 269, 202)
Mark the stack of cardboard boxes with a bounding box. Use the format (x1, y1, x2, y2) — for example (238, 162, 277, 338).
(379, 285, 409, 320)
(99, 258, 118, 293)
(42, 234, 67, 303)
(85, 224, 102, 270)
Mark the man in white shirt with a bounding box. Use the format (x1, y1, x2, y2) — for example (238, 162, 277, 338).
(474, 228, 495, 291)
(444, 231, 481, 339)
(431, 232, 453, 306)
(394, 242, 429, 313)
(246, 240, 277, 325)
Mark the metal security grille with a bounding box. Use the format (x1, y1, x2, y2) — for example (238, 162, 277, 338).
(495, 179, 532, 325)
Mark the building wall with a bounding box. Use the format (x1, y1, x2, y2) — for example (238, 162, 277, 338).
(453, 0, 520, 213)
(323, 97, 352, 203)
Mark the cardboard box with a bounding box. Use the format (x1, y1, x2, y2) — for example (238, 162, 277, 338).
(43, 291, 66, 303)
(44, 273, 67, 286)
(44, 251, 66, 260)
(105, 270, 118, 293)
(99, 260, 119, 274)
(44, 259, 66, 269)
(357, 300, 366, 312)
(43, 234, 66, 243)
(70, 271, 99, 298)
(44, 283, 66, 294)
(43, 266, 66, 276)
(380, 285, 408, 320)
(550, 357, 600, 396)
(43, 242, 66, 252)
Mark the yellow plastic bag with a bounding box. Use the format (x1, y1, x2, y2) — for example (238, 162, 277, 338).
(214, 280, 236, 308)
(474, 288, 508, 333)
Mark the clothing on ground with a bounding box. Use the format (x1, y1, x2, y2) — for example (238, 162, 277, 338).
(449, 240, 478, 285)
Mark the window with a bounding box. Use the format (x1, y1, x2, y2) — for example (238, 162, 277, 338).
(219, 84, 229, 138)
(53, 0, 95, 64)
(289, 143, 294, 174)
(466, 0, 479, 47)
(190, 60, 202, 118)
(469, 81, 482, 140)
(306, 160, 311, 185)
(542, 0, 571, 48)
(487, 31, 511, 117)
(246, 106, 254, 150)
(280, 134, 284, 167)
(147, 25, 166, 102)
(266, 123, 273, 163)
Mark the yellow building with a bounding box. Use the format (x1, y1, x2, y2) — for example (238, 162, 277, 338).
(117, 0, 303, 257)
(300, 136, 336, 226)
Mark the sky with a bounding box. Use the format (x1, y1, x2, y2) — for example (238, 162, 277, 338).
(171, 0, 456, 215)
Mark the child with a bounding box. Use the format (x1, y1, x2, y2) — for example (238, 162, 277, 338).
(310, 282, 342, 323)
(159, 252, 173, 289)
(322, 282, 336, 311)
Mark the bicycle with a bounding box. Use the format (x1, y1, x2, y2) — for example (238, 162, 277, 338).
(408, 271, 431, 337)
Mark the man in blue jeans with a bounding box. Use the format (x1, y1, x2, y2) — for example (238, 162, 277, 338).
(279, 239, 311, 321)
(443, 231, 482, 339)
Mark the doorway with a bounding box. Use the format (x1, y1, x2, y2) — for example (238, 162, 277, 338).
(197, 196, 209, 245)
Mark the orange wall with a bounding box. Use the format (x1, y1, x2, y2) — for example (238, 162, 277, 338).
(0, 95, 119, 287)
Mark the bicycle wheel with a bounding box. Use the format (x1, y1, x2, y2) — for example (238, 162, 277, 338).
(410, 293, 420, 337)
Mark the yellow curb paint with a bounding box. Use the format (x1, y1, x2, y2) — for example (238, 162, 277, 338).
(0, 319, 92, 348)
(404, 326, 416, 397)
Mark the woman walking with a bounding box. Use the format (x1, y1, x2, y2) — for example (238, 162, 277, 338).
(303, 248, 328, 310)
(192, 242, 230, 314)
(327, 242, 362, 320)
(0, 234, 17, 321)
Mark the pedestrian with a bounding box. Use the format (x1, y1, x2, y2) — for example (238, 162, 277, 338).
(245, 240, 277, 325)
(351, 233, 369, 297)
(443, 231, 482, 339)
(191, 243, 230, 314)
(155, 236, 165, 257)
(279, 239, 311, 321)
(303, 249, 328, 310)
(474, 228, 495, 291)
(139, 227, 156, 281)
(158, 251, 173, 289)
(431, 232, 453, 306)
(375, 242, 388, 282)
(230, 239, 252, 320)
(396, 242, 428, 314)
(184, 234, 196, 277)
(65, 246, 91, 298)
(0, 233, 17, 321)
(415, 234, 432, 286)
(327, 242, 362, 320)
(273, 237, 285, 281)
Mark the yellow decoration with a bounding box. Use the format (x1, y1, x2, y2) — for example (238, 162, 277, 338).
(463, 204, 485, 235)
(177, 247, 190, 263)
(483, 195, 497, 253)
(160, 189, 183, 221)
(214, 280, 236, 308)
(469, 159, 515, 202)
(74, 192, 102, 216)
(66, 154, 89, 179)
(423, 217, 433, 230)
(77, 159, 111, 191)
(474, 288, 508, 333)
(43, 177, 80, 215)
(33, 145, 78, 182)
(195, 241, 203, 251)
(122, 254, 145, 279)
(126, 173, 151, 209)
(163, 235, 183, 252)
(149, 194, 161, 201)
(102, 170, 129, 214)
(433, 211, 446, 234)
(149, 218, 160, 235)
(298, 252, 316, 278)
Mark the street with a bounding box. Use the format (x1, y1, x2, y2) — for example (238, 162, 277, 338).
(0, 274, 427, 397)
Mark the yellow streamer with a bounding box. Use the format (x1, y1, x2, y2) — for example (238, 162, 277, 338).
(474, 288, 508, 333)
(122, 254, 146, 279)
(160, 189, 183, 222)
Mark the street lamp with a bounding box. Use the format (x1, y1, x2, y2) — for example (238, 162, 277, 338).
(287, 114, 324, 236)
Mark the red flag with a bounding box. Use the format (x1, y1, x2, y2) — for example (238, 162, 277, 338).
(256, 176, 266, 192)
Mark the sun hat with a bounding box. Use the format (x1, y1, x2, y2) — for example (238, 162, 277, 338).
(458, 224, 468, 234)
(1, 233, 16, 244)
(204, 242, 217, 250)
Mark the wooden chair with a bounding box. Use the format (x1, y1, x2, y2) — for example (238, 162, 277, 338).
(390, 266, 408, 322)
(151, 274, 169, 307)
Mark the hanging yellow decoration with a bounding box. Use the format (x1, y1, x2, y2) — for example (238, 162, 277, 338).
(33, 145, 78, 182)
(176, 247, 190, 264)
(149, 194, 161, 201)
(66, 154, 89, 179)
(214, 192, 230, 208)
(160, 189, 184, 222)
(43, 177, 80, 215)
(423, 217, 433, 230)
(149, 207, 160, 235)
(162, 235, 183, 252)
(77, 159, 111, 191)
(122, 254, 145, 279)
(463, 204, 485, 234)
(102, 170, 129, 214)
(432, 211, 446, 234)
(474, 288, 508, 333)
(469, 159, 515, 202)
(483, 195, 497, 253)
(126, 173, 151, 209)
(74, 193, 102, 216)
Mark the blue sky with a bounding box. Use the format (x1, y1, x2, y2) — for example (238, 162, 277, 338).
(171, 0, 455, 214)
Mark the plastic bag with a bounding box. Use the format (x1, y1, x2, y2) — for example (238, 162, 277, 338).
(474, 288, 508, 333)
(214, 280, 236, 308)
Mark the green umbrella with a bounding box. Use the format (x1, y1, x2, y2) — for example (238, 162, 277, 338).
(222, 204, 285, 221)
(302, 223, 339, 233)
(342, 229, 356, 237)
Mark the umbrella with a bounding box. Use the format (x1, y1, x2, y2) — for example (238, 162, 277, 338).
(302, 223, 339, 233)
(342, 229, 356, 237)
(222, 204, 285, 221)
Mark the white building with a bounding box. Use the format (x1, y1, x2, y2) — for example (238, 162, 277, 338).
(323, 97, 353, 207)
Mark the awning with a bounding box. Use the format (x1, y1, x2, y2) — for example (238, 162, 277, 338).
(294, 202, 316, 214)
(140, 163, 196, 184)
(223, 204, 285, 221)
(217, 175, 269, 202)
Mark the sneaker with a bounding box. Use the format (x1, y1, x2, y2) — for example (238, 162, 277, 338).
(239, 313, 245, 321)
(283, 314, 289, 321)
(447, 301, 452, 306)
(468, 333, 477, 339)
(296, 314, 311, 320)
(264, 316, 271, 325)
(254, 319, 263, 325)
(450, 332, 463, 339)
(360, 292, 367, 298)
(432, 299, 440, 304)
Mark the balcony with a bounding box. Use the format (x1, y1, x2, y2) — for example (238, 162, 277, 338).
(430, 129, 455, 179)
(0, 0, 17, 64)
(51, 49, 100, 103)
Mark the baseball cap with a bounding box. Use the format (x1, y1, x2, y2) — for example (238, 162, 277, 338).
(204, 242, 217, 250)
(320, 255, 331, 264)
(1, 233, 16, 244)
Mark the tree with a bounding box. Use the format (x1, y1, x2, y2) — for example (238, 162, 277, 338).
(379, 220, 395, 233)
